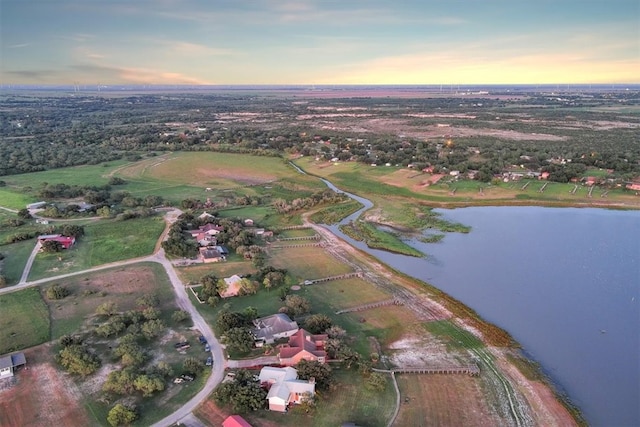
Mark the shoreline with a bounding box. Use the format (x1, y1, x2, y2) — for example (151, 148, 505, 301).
(310, 218, 585, 425)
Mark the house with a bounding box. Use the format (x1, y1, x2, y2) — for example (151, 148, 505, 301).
(199, 247, 224, 263)
(540, 171, 550, 180)
(626, 183, 640, 191)
(26, 201, 47, 210)
(222, 415, 252, 427)
(0, 352, 26, 378)
(77, 202, 95, 212)
(198, 211, 215, 220)
(37, 234, 76, 249)
(585, 176, 598, 186)
(258, 366, 315, 412)
(252, 313, 299, 345)
(278, 329, 327, 366)
(244, 218, 254, 226)
(200, 223, 224, 235)
(219, 274, 243, 298)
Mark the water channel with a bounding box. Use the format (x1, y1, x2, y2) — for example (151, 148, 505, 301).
(319, 178, 640, 426)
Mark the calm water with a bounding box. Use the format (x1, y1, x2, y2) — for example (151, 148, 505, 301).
(328, 205, 640, 426)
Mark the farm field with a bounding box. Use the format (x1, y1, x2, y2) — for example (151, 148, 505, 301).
(0, 188, 36, 210)
(0, 287, 49, 353)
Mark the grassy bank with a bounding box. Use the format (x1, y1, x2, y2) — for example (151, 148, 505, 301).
(339, 220, 424, 257)
(0, 287, 50, 353)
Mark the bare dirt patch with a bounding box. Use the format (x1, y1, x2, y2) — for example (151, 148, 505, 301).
(0, 345, 90, 427)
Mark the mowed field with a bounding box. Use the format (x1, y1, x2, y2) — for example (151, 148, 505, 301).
(269, 246, 354, 282)
(117, 152, 296, 187)
(0, 288, 50, 353)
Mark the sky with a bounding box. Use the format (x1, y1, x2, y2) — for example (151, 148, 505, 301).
(1, 0, 639, 85)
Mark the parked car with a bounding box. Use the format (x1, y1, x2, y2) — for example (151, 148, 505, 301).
(206, 357, 213, 366)
(204, 344, 210, 352)
(180, 374, 195, 381)
(198, 335, 207, 344)
(174, 341, 189, 348)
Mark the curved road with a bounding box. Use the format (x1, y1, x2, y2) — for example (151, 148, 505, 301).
(1, 208, 224, 427)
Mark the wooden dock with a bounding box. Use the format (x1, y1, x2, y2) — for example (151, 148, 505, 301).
(374, 364, 480, 377)
(335, 297, 403, 314)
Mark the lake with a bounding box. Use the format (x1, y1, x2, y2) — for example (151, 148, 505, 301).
(328, 205, 639, 426)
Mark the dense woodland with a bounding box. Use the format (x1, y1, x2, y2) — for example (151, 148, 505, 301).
(1, 89, 639, 182)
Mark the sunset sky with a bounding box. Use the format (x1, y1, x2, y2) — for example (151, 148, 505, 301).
(1, 0, 638, 85)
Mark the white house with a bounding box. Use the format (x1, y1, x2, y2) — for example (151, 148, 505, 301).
(258, 366, 315, 412)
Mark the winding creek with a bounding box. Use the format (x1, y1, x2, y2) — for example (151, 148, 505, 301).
(319, 177, 640, 427)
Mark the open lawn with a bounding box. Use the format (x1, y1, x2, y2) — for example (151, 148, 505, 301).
(277, 227, 318, 238)
(242, 369, 397, 427)
(0, 288, 50, 353)
(0, 188, 36, 210)
(28, 216, 165, 281)
(269, 246, 353, 282)
(0, 240, 33, 286)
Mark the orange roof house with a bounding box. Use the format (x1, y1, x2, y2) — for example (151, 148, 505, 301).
(222, 415, 252, 427)
(278, 329, 327, 366)
(219, 274, 243, 298)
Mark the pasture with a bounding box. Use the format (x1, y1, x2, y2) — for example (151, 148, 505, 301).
(0, 287, 50, 353)
(0, 188, 36, 210)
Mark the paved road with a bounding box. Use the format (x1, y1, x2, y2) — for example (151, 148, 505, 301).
(3, 208, 225, 427)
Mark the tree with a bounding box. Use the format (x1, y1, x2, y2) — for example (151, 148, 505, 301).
(107, 404, 138, 427)
(282, 294, 311, 317)
(213, 369, 267, 413)
(295, 359, 332, 390)
(183, 357, 204, 375)
(96, 301, 118, 317)
(224, 327, 254, 354)
(141, 319, 164, 340)
(303, 314, 333, 334)
(171, 309, 190, 324)
(41, 240, 63, 253)
(142, 307, 160, 320)
(56, 344, 101, 376)
(136, 294, 159, 308)
(17, 208, 31, 219)
(365, 372, 387, 392)
(134, 374, 165, 396)
(103, 368, 137, 395)
(45, 284, 70, 300)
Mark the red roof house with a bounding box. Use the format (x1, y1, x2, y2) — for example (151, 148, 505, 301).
(278, 329, 327, 366)
(222, 415, 252, 427)
(37, 234, 76, 249)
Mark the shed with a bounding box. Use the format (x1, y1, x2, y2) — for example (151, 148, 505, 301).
(0, 352, 26, 378)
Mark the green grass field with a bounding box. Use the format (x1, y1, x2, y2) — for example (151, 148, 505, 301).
(0, 287, 50, 353)
(28, 217, 165, 281)
(269, 246, 354, 282)
(0, 240, 33, 286)
(0, 188, 37, 210)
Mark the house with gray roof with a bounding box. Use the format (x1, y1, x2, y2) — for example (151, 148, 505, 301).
(252, 313, 299, 345)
